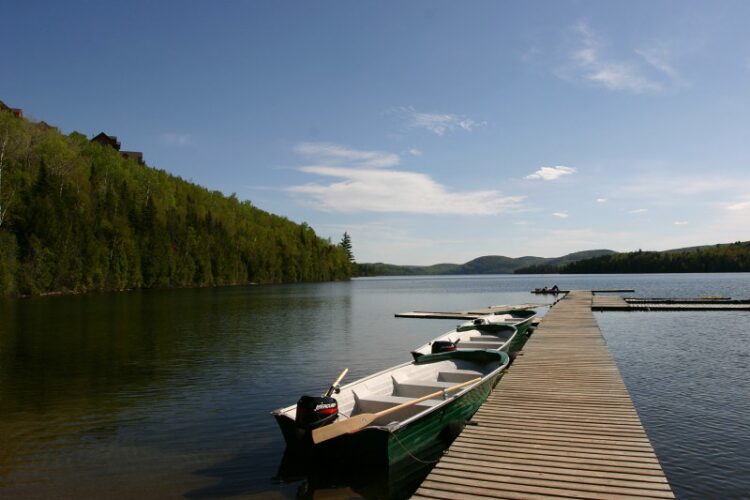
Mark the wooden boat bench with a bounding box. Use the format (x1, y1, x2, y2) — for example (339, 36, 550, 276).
(353, 393, 442, 414)
(461, 340, 506, 349)
(437, 369, 482, 383)
(470, 335, 512, 342)
(393, 379, 464, 398)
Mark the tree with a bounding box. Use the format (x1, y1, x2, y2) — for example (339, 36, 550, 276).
(340, 232, 354, 263)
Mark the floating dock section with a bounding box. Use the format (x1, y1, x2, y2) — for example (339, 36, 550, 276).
(414, 291, 674, 499)
(592, 295, 750, 311)
(396, 303, 545, 320)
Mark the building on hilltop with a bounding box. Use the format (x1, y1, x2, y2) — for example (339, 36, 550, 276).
(90, 132, 145, 165)
(0, 99, 23, 118)
(120, 151, 145, 165)
(91, 132, 121, 150)
(36, 121, 59, 132)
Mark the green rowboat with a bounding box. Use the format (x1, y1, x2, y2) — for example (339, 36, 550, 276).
(271, 350, 509, 469)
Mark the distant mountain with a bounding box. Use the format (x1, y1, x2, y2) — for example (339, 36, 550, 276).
(356, 249, 616, 276)
(514, 250, 619, 274)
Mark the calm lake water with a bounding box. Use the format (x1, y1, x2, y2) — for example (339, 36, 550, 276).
(1, 274, 749, 498)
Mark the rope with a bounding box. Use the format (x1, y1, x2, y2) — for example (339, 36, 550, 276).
(391, 432, 441, 465)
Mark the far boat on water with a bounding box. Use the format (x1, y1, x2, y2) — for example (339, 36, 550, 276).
(271, 349, 510, 468)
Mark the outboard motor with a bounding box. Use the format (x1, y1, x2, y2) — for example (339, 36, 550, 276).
(295, 395, 339, 430)
(431, 340, 459, 354)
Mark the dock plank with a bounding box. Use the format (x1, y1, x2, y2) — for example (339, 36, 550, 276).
(414, 290, 674, 498)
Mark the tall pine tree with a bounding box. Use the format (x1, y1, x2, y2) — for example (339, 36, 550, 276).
(340, 232, 354, 263)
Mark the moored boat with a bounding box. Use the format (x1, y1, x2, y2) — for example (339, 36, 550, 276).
(457, 310, 536, 335)
(271, 349, 510, 468)
(410, 322, 519, 361)
(409, 311, 535, 361)
(532, 286, 566, 294)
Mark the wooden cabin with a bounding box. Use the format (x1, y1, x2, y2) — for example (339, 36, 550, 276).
(120, 151, 145, 165)
(0, 100, 23, 118)
(90, 132, 121, 151)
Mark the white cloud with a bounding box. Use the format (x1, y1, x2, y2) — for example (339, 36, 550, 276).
(552, 212, 569, 218)
(558, 22, 684, 93)
(408, 148, 422, 157)
(617, 174, 750, 200)
(596, 198, 608, 203)
(636, 43, 682, 82)
(726, 200, 750, 211)
(525, 166, 577, 181)
(394, 106, 483, 136)
(288, 143, 523, 215)
(295, 142, 399, 168)
(161, 133, 190, 146)
(674, 221, 689, 225)
(289, 166, 523, 215)
(458, 119, 477, 131)
(629, 208, 648, 214)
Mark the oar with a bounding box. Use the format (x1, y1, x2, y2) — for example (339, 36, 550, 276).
(312, 376, 481, 444)
(324, 368, 349, 397)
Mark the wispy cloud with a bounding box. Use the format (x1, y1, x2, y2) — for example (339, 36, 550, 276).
(596, 198, 608, 203)
(295, 142, 399, 168)
(629, 208, 648, 214)
(726, 200, 750, 211)
(393, 106, 484, 136)
(288, 143, 523, 215)
(161, 133, 190, 146)
(636, 43, 683, 83)
(525, 166, 577, 181)
(552, 212, 569, 218)
(618, 174, 750, 199)
(674, 221, 689, 225)
(407, 148, 422, 157)
(557, 22, 683, 93)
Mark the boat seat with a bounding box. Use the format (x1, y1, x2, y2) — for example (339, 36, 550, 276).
(461, 341, 505, 349)
(354, 393, 441, 414)
(393, 380, 459, 398)
(469, 335, 512, 343)
(437, 369, 483, 383)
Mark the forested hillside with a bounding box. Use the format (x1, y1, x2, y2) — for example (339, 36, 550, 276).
(0, 110, 352, 296)
(356, 250, 615, 276)
(559, 243, 750, 274)
(513, 250, 618, 273)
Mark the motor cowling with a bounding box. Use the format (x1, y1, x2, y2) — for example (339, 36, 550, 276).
(295, 395, 339, 429)
(431, 340, 458, 354)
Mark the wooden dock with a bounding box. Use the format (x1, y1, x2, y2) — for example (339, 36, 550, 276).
(413, 291, 674, 499)
(531, 289, 636, 295)
(592, 295, 750, 311)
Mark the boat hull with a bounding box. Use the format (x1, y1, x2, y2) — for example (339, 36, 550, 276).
(273, 367, 504, 469)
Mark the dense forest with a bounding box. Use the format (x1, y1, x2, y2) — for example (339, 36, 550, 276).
(557, 243, 750, 274)
(0, 110, 353, 297)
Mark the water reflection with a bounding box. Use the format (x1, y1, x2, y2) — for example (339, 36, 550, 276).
(0, 284, 356, 495)
(268, 448, 441, 500)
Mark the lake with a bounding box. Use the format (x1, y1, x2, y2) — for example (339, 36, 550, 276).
(1, 274, 749, 498)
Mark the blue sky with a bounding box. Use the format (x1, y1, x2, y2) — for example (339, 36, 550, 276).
(3, 1, 749, 264)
